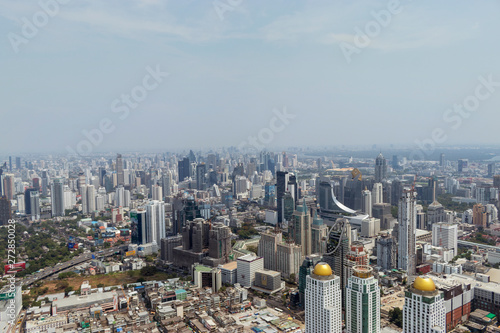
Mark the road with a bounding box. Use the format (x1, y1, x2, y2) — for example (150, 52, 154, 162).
(22, 245, 128, 286)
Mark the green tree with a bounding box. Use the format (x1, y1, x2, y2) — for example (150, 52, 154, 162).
(388, 307, 403, 328)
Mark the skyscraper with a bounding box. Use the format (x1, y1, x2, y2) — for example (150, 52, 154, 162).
(472, 203, 487, 228)
(178, 157, 190, 182)
(458, 159, 468, 173)
(0, 196, 12, 225)
(398, 189, 417, 275)
(81, 185, 95, 215)
(311, 211, 328, 254)
(130, 209, 147, 244)
(299, 254, 322, 307)
(146, 200, 166, 245)
(432, 222, 458, 256)
(289, 200, 312, 256)
(376, 233, 397, 271)
(276, 171, 289, 225)
(51, 178, 65, 217)
(116, 154, 124, 186)
(346, 265, 380, 333)
(362, 189, 372, 216)
(375, 153, 387, 182)
(371, 183, 383, 205)
(196, 163, 207, 191)
(305, 262, 342, 333)
(30, 191, 40, 221)
(258, 231, 282, 271)
(402, 276, 446, 333)
(439, 153, 445, 167)
(3, 174, 14, 201)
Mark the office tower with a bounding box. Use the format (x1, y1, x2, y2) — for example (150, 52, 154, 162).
(375, 153, 387, 182)
(130, 209, 147, 244)
(472, 204, 487, 228)
(236, 254, 264, 288)
(207, 153, 217, 170)
(373, 203, 393, 230)
(402, 276, 446, 333)
(95, 195, 105, 212)
(0, 196, 12, 225)
(432, 222, 458, 256)
(391, 179, 403, 206)
(346, 266, 380, 333)
(398, 189, 417, 275)
(3, 174, 14, 200)
(372, 183, 383, 205)
(299, 254, 322, 307)
(311, 211, 328, 254)
(98, 167, 106, 186)
(115, 185, 125, 207)
(146, 200, 166, 245)
(41, 170, 49, 196)
(116, 154, 124, 186)
(196, 163, 207, 191)
(81, 185, 95, 215)
(162, 170, 172, 196)
(9, 156, 12, 172)
(258, 231, 283, 271)
(323, 218, 351, 308)
(160, 235, 183, 262)
(15, 157, 21, 170)
(376, 233, 397, 271)
(288, 174, 298, 203)
(24, 188, 37, 215)
(17, 194, 25, 214)
(276, 241, 302, 279)
(64, 186, 75, 210)
(494, 175, 500, 189)
(362, 189, 372, 216)
(124, 189, 130, 208)
(317, 158, 321, 171)
(305, 262, 342, 333)
(208, 223, 232, 260)
(392, 155, 398, 170)
(276, 171, 289, 225)
(439, 153, 445, 167)
(32, 178, 40, 192)
(178, 157, 190, 182)
(289, 200, 312, 256)
(458, 159, 468, 173)
(51, 178, 65, 217)
(30, 191, 40, 221)
(152, 185, 162, 201)
(488, 163, 496, 177)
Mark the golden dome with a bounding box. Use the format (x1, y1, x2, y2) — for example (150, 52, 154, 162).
(413, 276, 436, 291)
(313, 262, 333, 276)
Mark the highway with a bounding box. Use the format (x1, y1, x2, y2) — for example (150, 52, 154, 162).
(22, 245, 128, 286)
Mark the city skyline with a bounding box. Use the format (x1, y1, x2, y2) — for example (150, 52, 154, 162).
(2, 1, 500, 153)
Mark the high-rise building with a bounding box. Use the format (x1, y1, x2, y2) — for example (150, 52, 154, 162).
(276, 241, 302, 279)
(0, 196, 12, 225)
(311, 211, 328, 254)
(30, 191, 40, 221)
(15, 157, 21, 170)
(375, 153, 387, 182)
(151, 184, 162, 201)
(51, 178, 65, 217)
(208, 223, 232, 261)
(439, 153, 445, 167)
(17, 194, 25, 214)
(398, 189, 417, 275)
(196, 163, 207, 191)
(178, 157, 190, 182)
(160, 235, 183, 262)
(458, 159, 468, 173)
(237, 254, 264, 288)
(488, 163, 496, 177)
(115, 185, 125, 207)
(2, 174, 14, 201)
(130, 209, 147, 244)
(345, 242, 369, 281)
(346, 265, 380, 333)
(432, 222, 458, 256)
(81, 185, 95, 215)
(376, 233, 397, 271)
(276, 171, 289, 225)
(372, 183, 383, 205)
(146, 200, 166, 245)
(402, 276, 446, 333)
(258, 231, 282, 271)
(305, 262, 342, 333)
(116, 154, 124, 186)
(473, 204, 487, 228)
(24, 187, 37, 215)
(289, 200, 312, 256)
(162, 170, 172, 196)
(362, 189, 372, 216)
(298, 254, 322, 307)
(41, 170, 49, 196)
(392, 155, 399, 170)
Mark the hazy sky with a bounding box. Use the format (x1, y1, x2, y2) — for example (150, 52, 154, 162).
(1, 0, 499, 154)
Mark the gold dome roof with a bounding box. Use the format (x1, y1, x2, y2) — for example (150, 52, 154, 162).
(313, 262, 333, 276)
(413, 276, 436, 291)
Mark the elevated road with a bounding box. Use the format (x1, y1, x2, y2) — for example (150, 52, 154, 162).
(22, 245, 128, 286)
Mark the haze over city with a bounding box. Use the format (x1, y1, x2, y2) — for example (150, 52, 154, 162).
(2, 0, 500, 154)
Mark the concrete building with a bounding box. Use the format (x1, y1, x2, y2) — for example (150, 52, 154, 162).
(372, 183, 383, 205)
(346, 266, 380, 333)
(51, 178, 65, 217)
(253, 270, 283, 294)
(289, 200, 312, 256)
(376, 233, 397, 271)
(258, 231, 282, 271)
(220, 261, 237, 285)
(402, 276, 446, 333)
(432, 223, 458, 256)
(305, 262, 342, 333)
(193, 264, 222, 293)
(362, 189, 372, 217)
(276, 242, 302, 279)
(398, 190, 417, 275)
(160, 235, 182, 263)
(236, 254, 263, 288)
